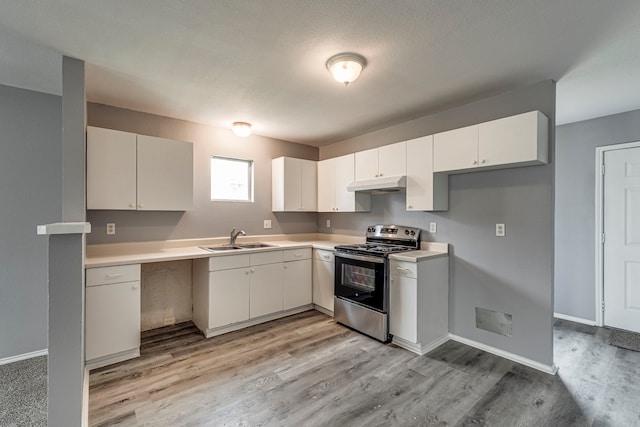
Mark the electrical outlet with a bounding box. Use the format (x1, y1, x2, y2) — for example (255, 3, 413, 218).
(264, 220, 272, 229)
(326, 219, 331, 228)
(429, 222, 437, 233)
(106, 223, 116, 235)
(496, 223, 505, 237)
(163, 316, 175, 326)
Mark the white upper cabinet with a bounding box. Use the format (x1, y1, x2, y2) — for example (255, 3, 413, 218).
(317, 154, 371, 212)
(87, 126, 193, 211)
(272, 157, 318, 212)
(406, 135, 448, 211)
(433, 125, 479, 172)
(87, 127, 137, 210)
(478, 110, 548, 167)
(378, 141, 407, 177)
(136, 135, 193, 211)
(355, 141, 406, 180)
(433, 111, 548, 173)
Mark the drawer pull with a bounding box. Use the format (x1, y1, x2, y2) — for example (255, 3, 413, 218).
(395, 267, 413, 273)
(322, 254, 331, 259)
(294, 253, 303, 257)
(104, 273, 124, 280)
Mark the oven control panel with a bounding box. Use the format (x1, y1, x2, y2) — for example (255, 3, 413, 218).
(366, 224, 421, 240)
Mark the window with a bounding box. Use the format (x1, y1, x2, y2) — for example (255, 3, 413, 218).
(210, 156, 253, 202)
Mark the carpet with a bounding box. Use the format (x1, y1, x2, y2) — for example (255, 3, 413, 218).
(0, 356, 47, 426)
(609, 329, 640, 352)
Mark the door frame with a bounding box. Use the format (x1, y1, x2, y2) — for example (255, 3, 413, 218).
(595, 140, 640, 327)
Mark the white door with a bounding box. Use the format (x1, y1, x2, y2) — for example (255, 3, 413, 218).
(283, 260, 312, 310)
(300, 159, 317, 211)
(249, 263, 283, 318)
(604, 147, 640, 333)
(355, 148, 379, 180)
(317, 158, 335, 212)
(378, 141, 406, 177)
(334, 154, 355, 211)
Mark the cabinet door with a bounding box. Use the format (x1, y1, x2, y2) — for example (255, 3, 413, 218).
(137, 135, 193, 211)
(317, 158, 335, 212)
(250, 263, 283, 318)
(283, 157, 302, 211)
(86, 281, 140, 361)
(478, 111, 548, 167)
(86, 127, 137, 210)
(378, 141, 406, 177)
(355, 148, 379, 180)
(406, 136, 448, 211)
(312, 258, 334, 312)
(433, 125, 479, 172)
(300, 159, 317, 211)
(389, 274, 417, 343)
(283, 260, 312, 310)
(210, 268, 250, 328)
(334, 154, 356, 212)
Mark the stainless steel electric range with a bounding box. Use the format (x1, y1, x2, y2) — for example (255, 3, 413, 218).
(333, 224, 421, 342)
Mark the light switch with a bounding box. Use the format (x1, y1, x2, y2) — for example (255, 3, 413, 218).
(429, 222, 437, 233)
(496, 223, 505, 237)
(106, 223, 116, 235)
(263, 220, 272, 229)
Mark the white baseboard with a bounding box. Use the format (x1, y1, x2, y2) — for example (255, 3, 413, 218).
(553, 312, 597, 326)
(393, 334, 449, 356)
(204, 305, 314, 338)
(449, 334, 558, 375)
(0, 349, 48, 366)
(313, 305, 334, 317)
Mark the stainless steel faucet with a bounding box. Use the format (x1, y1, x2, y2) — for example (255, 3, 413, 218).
(229, 227, 246, 245)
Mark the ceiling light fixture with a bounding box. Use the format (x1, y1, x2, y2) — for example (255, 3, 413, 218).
(232, 121, 252, 137)
(326, 53, 366, 86)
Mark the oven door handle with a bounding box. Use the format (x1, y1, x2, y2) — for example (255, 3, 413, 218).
(335, 252, 385, 264)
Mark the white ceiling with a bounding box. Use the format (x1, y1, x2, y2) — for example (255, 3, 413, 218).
(1, 1, 640, 146)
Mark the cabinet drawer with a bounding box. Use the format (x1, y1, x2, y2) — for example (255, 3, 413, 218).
(313, 249, 335, 262)
(250, 250, 283, 266)
(86, 264, 141, 286)
(209, 254, 251, 271)
(283, 248, 311, 261)
(389, 260, 417, 278)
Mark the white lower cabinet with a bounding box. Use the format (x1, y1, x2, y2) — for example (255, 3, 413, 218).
(283, 249, 312, 310)
(312, 249, 334, 314)
(389, 256, 449, 355)
(250, 263, 284, 318)
(209, 268, 250, 328)
(193, 248, 313, 338)
(85, 264, 141, 369)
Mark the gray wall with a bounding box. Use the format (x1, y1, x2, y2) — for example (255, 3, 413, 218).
(0, 84, 61, 359)
(86, 103, 319, 244)
(320, 80, 556, 367)
(555, 109, 640, 321)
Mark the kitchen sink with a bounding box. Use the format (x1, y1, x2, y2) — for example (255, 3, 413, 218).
(200, 243, 276, 252)
(234, 243, 276, 249)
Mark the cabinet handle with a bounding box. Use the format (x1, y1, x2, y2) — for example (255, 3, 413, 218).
(375, 174, 379, 177)
(472, 160, 478, 165)
(408, 205, 413, 209)
(396, 267, 411, 272)
(129, 203, 135, 208)
(245, 270, 250, 275)
(294, 253, 303, 257)
(132, 283, 139, 290)
(379, 173, 383, 177)
(480, 159, 486, 164)
(322, 254, 330, 259)
(138, 203, 144, 208)
(284, 265, 288, 269)
(391, 276, 394, 282)
(104, 273, 123, 280)
(251, 268, 255, 273)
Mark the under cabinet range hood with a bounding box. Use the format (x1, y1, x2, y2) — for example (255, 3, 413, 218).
(347, 175, 406, 193)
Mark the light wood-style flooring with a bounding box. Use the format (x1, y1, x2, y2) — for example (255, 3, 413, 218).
(89, 311, 640, 426)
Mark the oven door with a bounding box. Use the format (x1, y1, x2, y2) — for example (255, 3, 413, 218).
(334, 252, 386, 312)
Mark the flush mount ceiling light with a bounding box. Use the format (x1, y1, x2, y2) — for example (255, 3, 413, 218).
(326, 53, 366, 86)
(232, 121, 252, 137)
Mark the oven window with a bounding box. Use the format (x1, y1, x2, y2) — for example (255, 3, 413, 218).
(342, 264, 376, 292)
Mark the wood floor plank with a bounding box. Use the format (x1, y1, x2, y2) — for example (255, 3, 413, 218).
(89, 310, 640, 426)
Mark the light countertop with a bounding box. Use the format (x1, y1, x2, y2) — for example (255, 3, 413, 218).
(85, 234, 448, 268)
